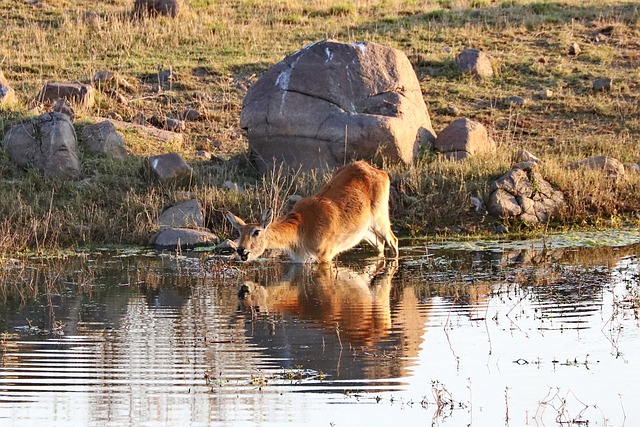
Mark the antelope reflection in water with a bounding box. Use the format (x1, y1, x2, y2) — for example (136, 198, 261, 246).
(235, 260, 398, 347)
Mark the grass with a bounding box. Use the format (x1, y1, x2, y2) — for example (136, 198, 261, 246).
(0, 0, 639, 252)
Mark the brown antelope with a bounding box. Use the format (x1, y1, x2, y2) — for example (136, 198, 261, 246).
(225, 161, 399, 263)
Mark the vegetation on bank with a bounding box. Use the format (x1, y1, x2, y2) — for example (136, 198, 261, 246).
(0, 0, 639, 253)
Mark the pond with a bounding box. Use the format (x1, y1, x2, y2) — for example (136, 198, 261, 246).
(0, 230, 639, 426)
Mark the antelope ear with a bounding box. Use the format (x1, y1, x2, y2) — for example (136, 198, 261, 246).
(225, 211, 246, 230)
(261, 208, 274, 229)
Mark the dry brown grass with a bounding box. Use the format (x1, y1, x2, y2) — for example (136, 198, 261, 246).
(0, 0, 639, 252)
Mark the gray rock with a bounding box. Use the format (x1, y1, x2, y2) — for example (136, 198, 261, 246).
(241, 40, 436, 172)
(182, 108, 202, 121)
(145, 152, 194, 185)
(456, 49, 494, 79)
(52, 98, 75, 120)
(488, 189, 522, 217)
(0, 71, 17, 107)
(593, 78, 612, 92)
(150, 227, 217, 251)
(504, 96, 527, 107)
(434, 118, 495, 160)
(2, 112, 80, 179)
(37, 82, 95, 109)
(512, 161, 537, 172)
(165, 118, 185, 133)
(569, 42, 581, 55)
(514, 149, 541, 164)
(568, 155, 625, 179)
(157, 199, 204, 229)
(535, 88, 554, 100)
(446, 105, 461, 116)
(81, 120, 128, 159)
(134, 0, 181, 17)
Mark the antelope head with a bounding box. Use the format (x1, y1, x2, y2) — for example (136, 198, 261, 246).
(225, 209, 274, 261)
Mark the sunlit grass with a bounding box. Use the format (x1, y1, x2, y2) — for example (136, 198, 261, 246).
(0, 0, 638, 251)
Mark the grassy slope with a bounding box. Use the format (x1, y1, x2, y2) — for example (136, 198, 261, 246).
(0, 0, 638, 252)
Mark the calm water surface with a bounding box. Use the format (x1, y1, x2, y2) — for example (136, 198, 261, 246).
(0, 233, 639, 427)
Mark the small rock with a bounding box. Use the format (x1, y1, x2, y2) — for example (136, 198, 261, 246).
(446, 105, 461, 116)
(145, 152, 194, 185)
(514, 149, 542, 164)
(504, 96, 527, 107)
(107, 90, 128, 104)
(488, 189, 522, 217)
(132, 112, 147, 125)
(208, 139, 223, 149)
(157, 69, 175, 83)
(434, 118, 495, 160)
(105, 111, 123, 121)
(52, 98, 75, 120)
(568, 42, 581, 55)
(512, 161, 537, 172)
(37, 82, 95, 109)
(183, 108, 202, 121)
(593, 78, 612, 92)
(150, 228, 217, 251)
(93, 69, 117, 83)
(81, 120, 128, 159)
(0, 71, 18, 107)
(165, 118, 185, 132)
(535, 88, 554, 100)
(494, 224, 509, 234)
(628, 163, 640, 174)
(158, 199, 204, 229)
(599, 25, 615, 36)
(456, 48, 494, 79)
(225, 181, 243, 192)
(569, 155, 625, 179)
(194, 150, 212, 160)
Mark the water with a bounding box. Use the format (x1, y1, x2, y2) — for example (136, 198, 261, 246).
(0, 234, 638, 427)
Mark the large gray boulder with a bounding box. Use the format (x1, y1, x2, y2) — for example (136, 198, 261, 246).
(0, 71, 17, 107)
(434, 118, 495, 160)
(241, 40, 436, 172)
(487, 167, 565, 224)
(2, 112, 80, 179)
(81, 120, 128, 159)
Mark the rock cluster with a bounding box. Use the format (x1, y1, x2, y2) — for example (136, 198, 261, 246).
(487, 162, 565, 224)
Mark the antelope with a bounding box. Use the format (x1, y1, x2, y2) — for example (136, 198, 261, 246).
(225, 161, 399, 263)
